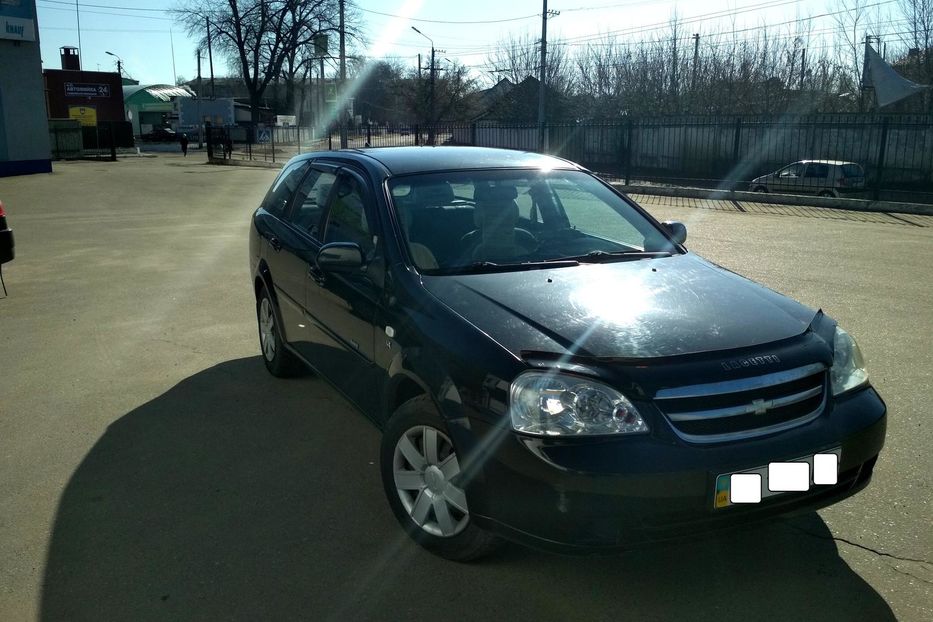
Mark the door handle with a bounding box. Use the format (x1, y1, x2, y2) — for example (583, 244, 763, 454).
(268, 236, 282, 252)
(307, 264, 325, 286)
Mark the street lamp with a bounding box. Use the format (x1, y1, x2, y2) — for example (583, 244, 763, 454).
(105, 51, 122, 78)
(411, 26, 437, 145)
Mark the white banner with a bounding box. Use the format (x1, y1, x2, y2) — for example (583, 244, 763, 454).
(866, 44, 930, 108)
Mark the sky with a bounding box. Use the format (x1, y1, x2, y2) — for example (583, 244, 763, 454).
(32, 0, 905, 86)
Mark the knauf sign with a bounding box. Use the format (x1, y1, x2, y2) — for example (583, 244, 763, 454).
(0, 0, 37, 42)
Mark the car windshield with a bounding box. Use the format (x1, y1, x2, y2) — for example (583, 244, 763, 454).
(389, 169, 679, 274)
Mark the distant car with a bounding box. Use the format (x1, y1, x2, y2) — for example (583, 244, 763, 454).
(750, 160, 866, 198)
(249, 146, 886, 560)
(141, 127, 179, 142)
(0, 199, 13, 265)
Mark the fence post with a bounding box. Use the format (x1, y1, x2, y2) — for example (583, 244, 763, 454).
(731, 117, 743, 191)
(205, 122, 213, 160)
(415, 124, 420, 146)
(624, 119, 634, 186)
(470, 122, 477, 146)
(247, 126, 253, 161)
(874, 118, 889, 201)
(297, 127, 301, 154)
(271, 126, 276, 163)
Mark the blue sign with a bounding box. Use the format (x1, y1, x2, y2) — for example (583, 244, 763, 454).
(0, 0, 36, 42)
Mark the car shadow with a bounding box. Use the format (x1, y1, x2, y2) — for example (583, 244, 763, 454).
(40, 357, 894, 622)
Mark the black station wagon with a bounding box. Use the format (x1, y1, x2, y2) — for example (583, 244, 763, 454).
(249, 147, 886, 560)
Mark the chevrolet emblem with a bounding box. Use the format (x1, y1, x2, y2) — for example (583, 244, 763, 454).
(752, 398, 769, 415)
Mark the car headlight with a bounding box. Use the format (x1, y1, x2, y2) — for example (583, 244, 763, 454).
(509, 371, 648, 436)
(831, 327, 869, 395)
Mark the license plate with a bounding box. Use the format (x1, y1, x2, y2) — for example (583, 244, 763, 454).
(714, 448, 841, 509)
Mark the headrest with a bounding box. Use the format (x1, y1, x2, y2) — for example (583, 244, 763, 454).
(317, 183, 333, 204)
(473, 200, 519, 230)
(412, 182, 455, 207)
(474, 184, 518, 202)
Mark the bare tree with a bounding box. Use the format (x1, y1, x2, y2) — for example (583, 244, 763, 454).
(174, 0, 358, 123)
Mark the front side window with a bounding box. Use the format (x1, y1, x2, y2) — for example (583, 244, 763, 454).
(263, 161, 308, 217)
(779, 163, 804, 178)
(389, 169, 678, 273)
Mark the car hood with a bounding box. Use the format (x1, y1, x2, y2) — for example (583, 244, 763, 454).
(422, 254, 817, 360)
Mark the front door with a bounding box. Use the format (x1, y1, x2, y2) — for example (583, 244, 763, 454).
(304, 168, 385, 416)
(773, 162, 805, 194)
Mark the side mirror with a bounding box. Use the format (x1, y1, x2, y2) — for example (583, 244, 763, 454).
(663, 220, 687, 245)
(317, 242, 363, 273)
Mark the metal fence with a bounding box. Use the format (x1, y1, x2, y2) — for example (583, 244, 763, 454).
(207, 115, 933, 203)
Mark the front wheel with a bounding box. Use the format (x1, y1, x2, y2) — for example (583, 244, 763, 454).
(380, 396, 503, 561)
(753, 185, 768, 193)
(818, 190, 836, 198)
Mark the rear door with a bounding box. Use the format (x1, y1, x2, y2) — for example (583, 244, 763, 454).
(278, 164, 340, 365)
(258, 160, 310, 343)
(773, 162, 805, 194)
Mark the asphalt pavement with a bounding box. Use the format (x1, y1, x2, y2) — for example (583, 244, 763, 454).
(0, 154, 930, 621)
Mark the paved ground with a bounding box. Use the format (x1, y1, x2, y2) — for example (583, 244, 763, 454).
(0, 155, 930, 622)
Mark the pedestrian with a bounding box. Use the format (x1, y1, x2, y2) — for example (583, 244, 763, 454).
(224, 135, 233, 159)
(180, 133, 189, 157)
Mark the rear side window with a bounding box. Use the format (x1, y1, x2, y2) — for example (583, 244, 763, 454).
(805, 164, 829, 178)
(842, 164, 864, 178)
(324, 175, 374, 254)
(289, 169, 337, 237)
(262, 161, 309, 217)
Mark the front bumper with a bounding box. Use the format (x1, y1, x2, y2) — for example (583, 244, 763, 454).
(460, 386, 886, 552)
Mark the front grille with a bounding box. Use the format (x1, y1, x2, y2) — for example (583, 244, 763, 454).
(655, 363, 827, 443)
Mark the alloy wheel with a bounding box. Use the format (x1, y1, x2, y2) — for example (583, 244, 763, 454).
(259, 297, 277, 361)
(393, 425, 469, 538)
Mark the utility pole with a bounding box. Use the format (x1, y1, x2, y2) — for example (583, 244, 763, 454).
(196, 48, 203, 148)
(206, 17, 215, 99)
(76, 0, 83, 63)
(538, 0, 548, 152)
(412, 27, 437, 145)
(538, 2, 559, 151)
(429, 45, 436, 145)
(799, 47, 806, 91)
(861, 34, 876, 112)
(671, 35, 678, 112)
(691, 33, 700, 112)
(339, 0, 347, 148)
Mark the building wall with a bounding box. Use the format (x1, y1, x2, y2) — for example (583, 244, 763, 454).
(44, 69, 125, 122)
(0, 1, 52, 176)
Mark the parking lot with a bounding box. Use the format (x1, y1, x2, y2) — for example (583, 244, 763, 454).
(1, 154, 930, 621)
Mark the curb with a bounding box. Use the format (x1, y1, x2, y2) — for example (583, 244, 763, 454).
(611, 183, 933, 216)
(207, 157, 282, 169)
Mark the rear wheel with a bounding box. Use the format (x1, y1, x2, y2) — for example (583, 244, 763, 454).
(753, 185, 768, 193)
(381, 396, 503, 561)
(818, 190, 836, 198)
(256, 285, 304, 377)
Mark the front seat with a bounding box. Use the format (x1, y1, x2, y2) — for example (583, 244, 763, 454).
(461, 185, 536, 262)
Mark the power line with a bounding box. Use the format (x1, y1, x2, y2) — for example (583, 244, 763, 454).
(38, 0, 168, 12)
(358, 8, 539, 24)
(36, 0, 174, 21)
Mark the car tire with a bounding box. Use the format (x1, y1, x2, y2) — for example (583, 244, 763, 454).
(753, 186, 768, 193)
(380, 395, 503, 562)
(256, 284, 305, 377)
(818, 190, 836, 198)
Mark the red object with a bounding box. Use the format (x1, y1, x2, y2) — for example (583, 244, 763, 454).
(0, 200, 5, 217)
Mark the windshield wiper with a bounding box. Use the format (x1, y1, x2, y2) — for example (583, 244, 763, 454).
(568, 250, 672, 263)
(439, 259, 580, 275)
